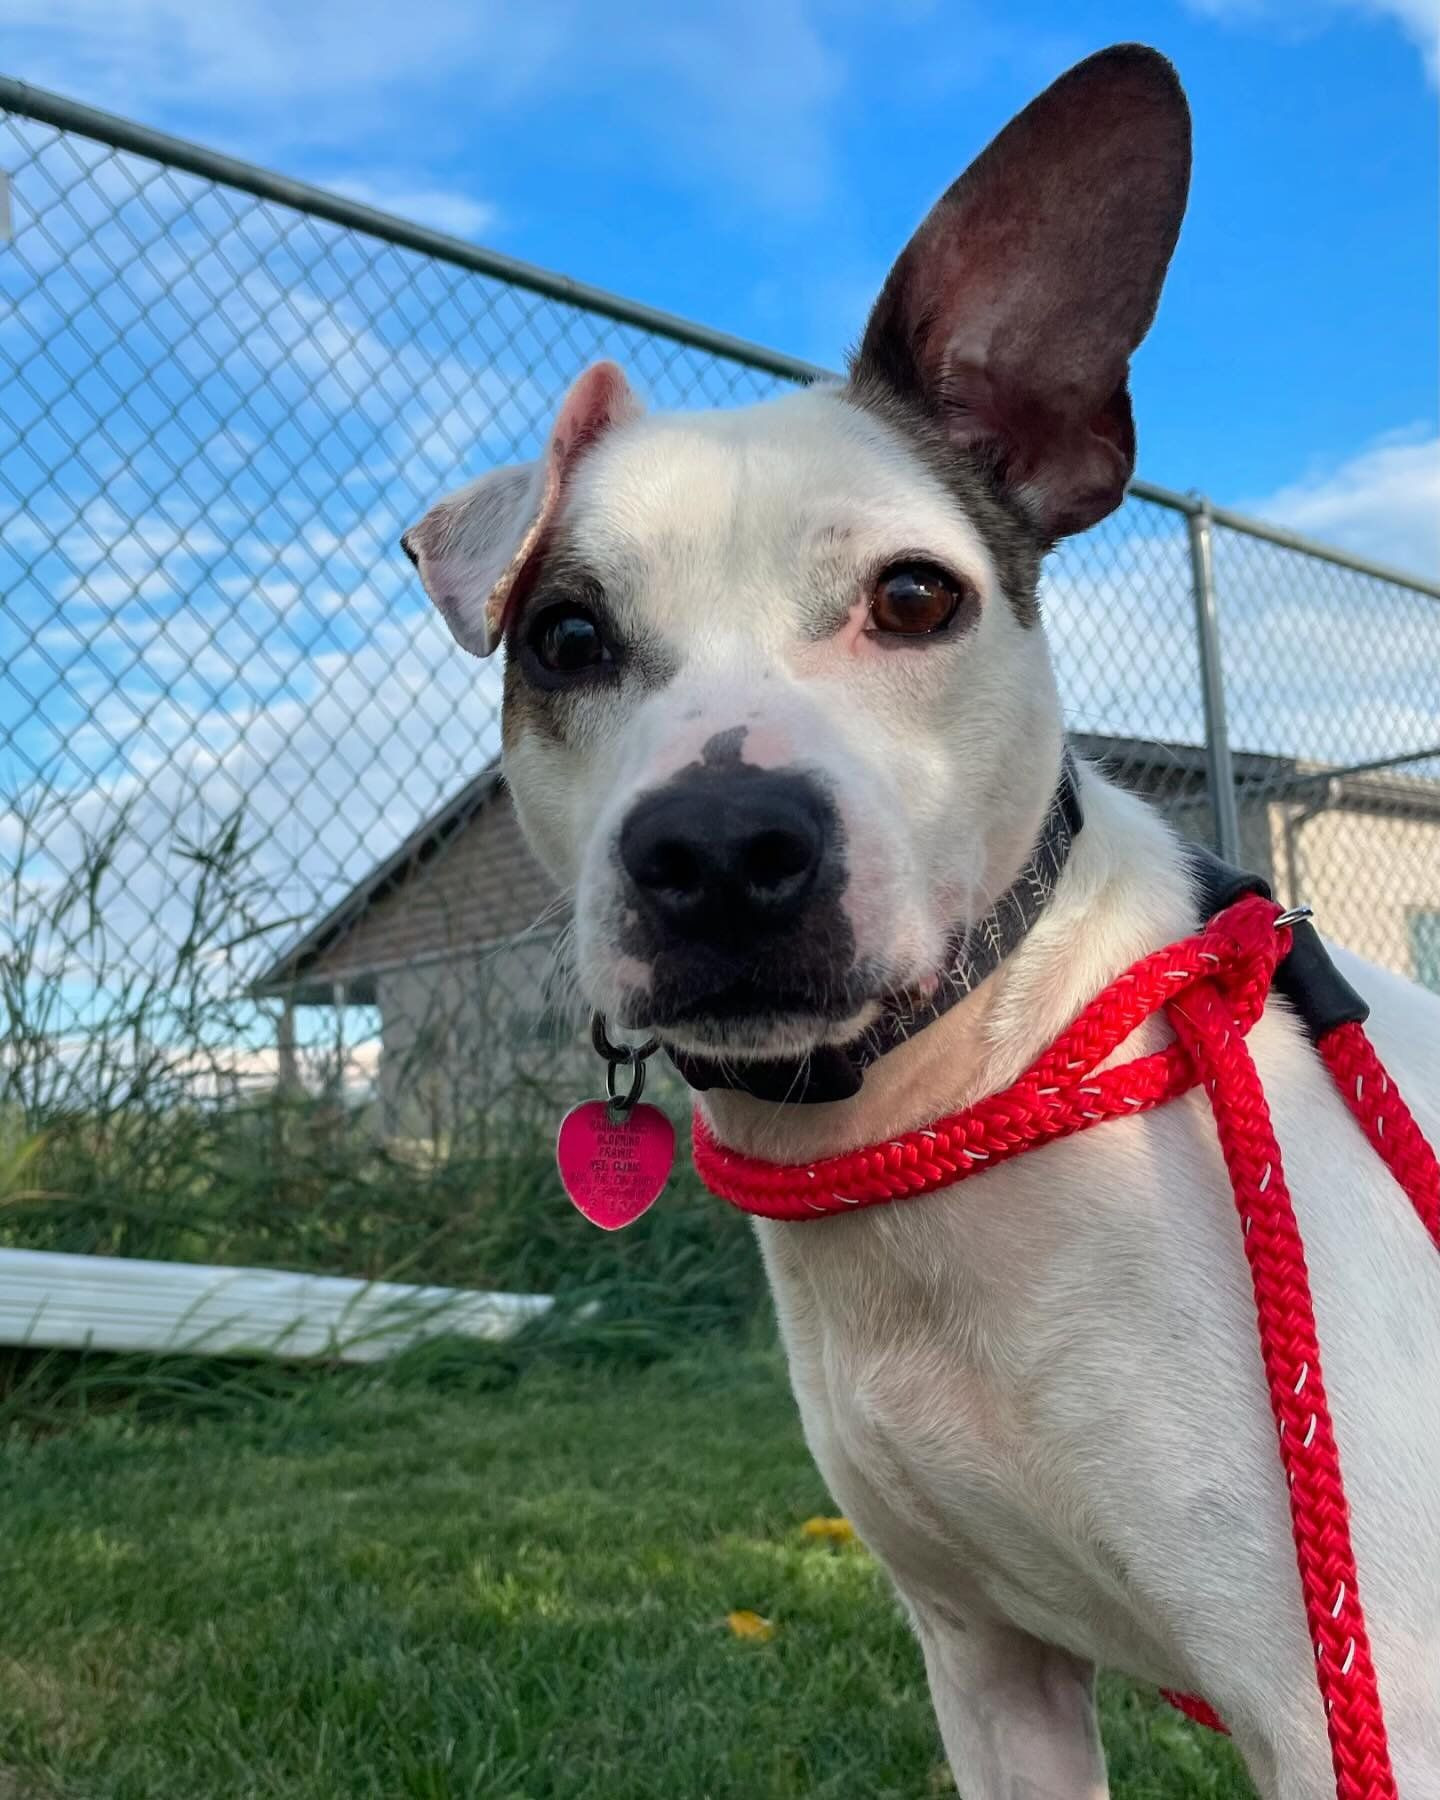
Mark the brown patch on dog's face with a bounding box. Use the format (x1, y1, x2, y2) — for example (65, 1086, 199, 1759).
(500, 543, 578, 751)
(502, 536, 678, 753)
(841, 377, 1045, 627)
(501, 645, 556, 750)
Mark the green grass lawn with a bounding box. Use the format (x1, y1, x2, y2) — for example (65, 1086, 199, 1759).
(0, 1349, 1255, 1799)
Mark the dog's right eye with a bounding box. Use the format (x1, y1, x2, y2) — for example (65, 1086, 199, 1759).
(527, 603, 612, 676)
(867, 562, 969, 637)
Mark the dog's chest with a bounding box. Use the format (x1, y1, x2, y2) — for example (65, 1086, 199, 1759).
(754, 1171, 1185, 1670)
(813, 1331, 1153, 1658)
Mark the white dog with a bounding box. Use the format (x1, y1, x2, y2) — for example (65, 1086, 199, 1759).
(404, 45, 1440, 1798)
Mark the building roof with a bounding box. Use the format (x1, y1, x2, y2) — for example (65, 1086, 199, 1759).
(251, 763, 505, 1004)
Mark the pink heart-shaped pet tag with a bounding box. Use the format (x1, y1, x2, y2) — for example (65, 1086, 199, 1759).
(556, 1100, 676, 1230)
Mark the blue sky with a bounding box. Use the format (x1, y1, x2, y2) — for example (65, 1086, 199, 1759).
(7, 0, 1439, 569)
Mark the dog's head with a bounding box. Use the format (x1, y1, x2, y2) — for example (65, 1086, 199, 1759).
(405, 45, 1190, 1062)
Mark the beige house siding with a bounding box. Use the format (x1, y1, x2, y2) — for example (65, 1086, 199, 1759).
(1268, 800, 1440, 986)
(374, 935, 589, 1138)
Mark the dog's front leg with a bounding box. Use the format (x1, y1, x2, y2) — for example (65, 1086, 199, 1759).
(911, 1608, 1108, 1799)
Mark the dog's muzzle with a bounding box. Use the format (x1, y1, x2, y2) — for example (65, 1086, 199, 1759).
(615, 767, 857, 1034)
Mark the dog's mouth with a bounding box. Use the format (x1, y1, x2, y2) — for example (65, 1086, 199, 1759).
(618, 962, 902, 1061)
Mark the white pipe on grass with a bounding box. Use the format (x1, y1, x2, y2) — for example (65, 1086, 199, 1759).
(0, 1248, 553, 1364)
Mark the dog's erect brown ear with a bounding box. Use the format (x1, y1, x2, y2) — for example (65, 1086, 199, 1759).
(851, 44, 1190, 541)
(402, 361, 642, 656)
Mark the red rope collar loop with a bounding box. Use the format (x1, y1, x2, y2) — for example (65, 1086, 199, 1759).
(693, 894, 1285, 1218)
(690, 895, 1440, 1797)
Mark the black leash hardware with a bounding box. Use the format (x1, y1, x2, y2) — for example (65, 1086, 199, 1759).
(590, 1013, 660, 1124)
(1184, 847, 1370, 1045)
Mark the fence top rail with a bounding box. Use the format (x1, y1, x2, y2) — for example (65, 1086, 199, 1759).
(0, 74, 834, 386)
(1126, 479, 1440, 599)
(3, 73, 1438, 603)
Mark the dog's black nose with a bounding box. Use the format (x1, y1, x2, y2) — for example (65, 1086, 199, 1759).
(619, 774, 830, 940)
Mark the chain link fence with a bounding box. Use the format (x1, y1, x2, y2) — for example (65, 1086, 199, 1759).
(4, 78, 1439, 1161)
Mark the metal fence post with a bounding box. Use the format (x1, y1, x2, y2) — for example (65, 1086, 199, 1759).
(1186, 495, 1243, 863)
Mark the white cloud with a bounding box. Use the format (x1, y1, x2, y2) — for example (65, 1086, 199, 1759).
(325, 176, 498, 242)
(5, 604, 505, 1002)
(4, 0, 493, 117)
(1241, 431, 1440, 579)
(1043, 494, 1440, 768)
(1184, 0, 1440, 81)
(6, 0, 847, 212)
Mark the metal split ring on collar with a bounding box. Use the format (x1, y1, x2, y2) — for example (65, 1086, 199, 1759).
(590, 1013, 660, 1121)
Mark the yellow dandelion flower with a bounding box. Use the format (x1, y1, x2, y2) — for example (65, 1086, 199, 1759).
(800, 1516, 856, 1545)
(724, 1609, 775, 1641)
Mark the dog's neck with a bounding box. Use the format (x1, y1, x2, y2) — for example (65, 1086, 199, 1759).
(699, 767, 1197, 1167)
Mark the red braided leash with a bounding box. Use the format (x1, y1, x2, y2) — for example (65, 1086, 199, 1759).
(1320, 1022, 1440, 1253)
(692, 896, 1440, 1796)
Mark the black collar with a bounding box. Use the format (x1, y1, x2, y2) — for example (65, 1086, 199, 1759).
(666, 752, 1084, 1105)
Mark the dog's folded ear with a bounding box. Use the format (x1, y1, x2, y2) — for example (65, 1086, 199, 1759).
(402, 361, 642, 655)
(851, 43, 1191, 543)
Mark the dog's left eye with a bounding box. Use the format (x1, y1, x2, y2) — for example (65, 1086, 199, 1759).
(527, 602, 613, 675)
(867, 563, 968, 636)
